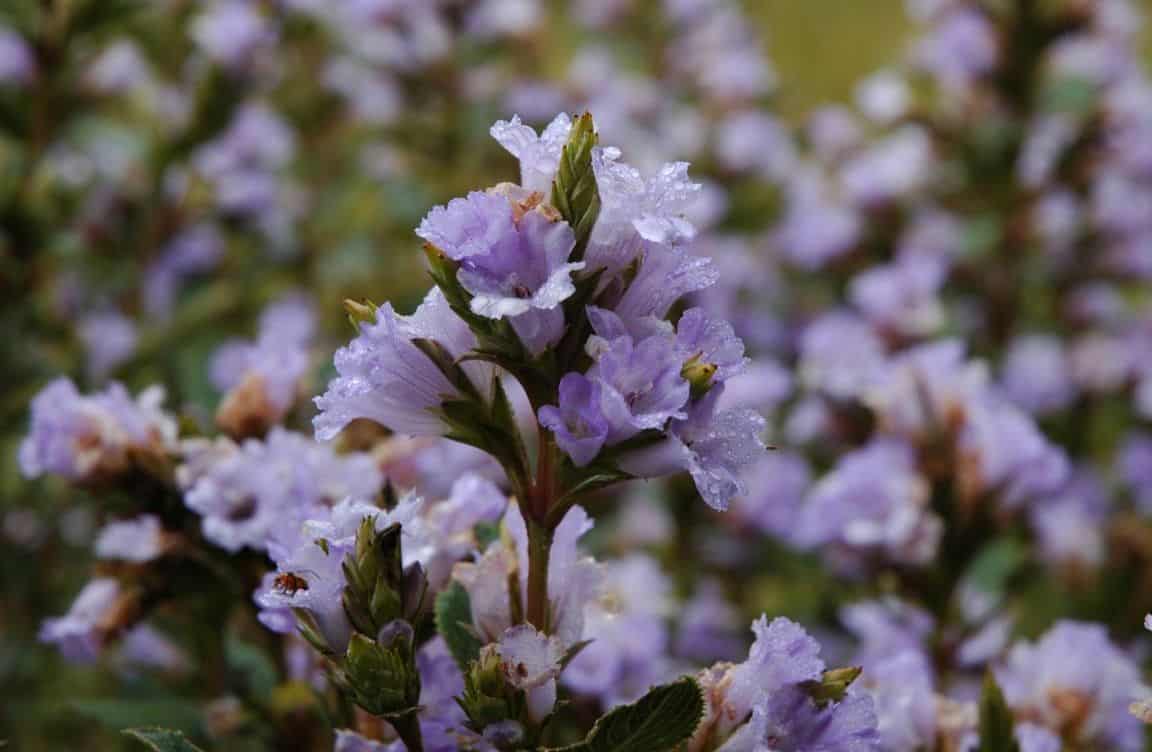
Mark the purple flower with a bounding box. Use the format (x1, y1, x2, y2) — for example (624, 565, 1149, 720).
(144, 223, 224, 318)
(94, 515, 167, 563)
(490, 113, 572, 193)
(839, 126, 934, 207)
(586, 331, 690, 444)
(774, 172, 862, 270)
(333, 730, 393, 752)
(715, 110, 796, 178)
(182, 428, 382, 555)
(416, 190, 581, 354)
(1118, 432, 1152, 513)
(314, 288, 490, 440)
(841, 598, 934, 669)
(1015, 724, 1062, 752)
(257, 494, 426, 652)
(454, 504, 601, 648)
(849, 255, 945, 337)
(1028, 470, 1109, 570)
(726, 616, 827, 724)
(675, 579, 746, 663)
(587, 157, 700, 274)
(958, 396, 1070, 508)
(730, 451, 812, 538)
(913, 6, 999, 91)
(996, 621, 1148, 751)
(719, 686, 880, 752)
(859, 651, 936, 751)
(39, 578, 122, 663)
(608, 245, 717, 327)
(0, 27, 34, 85)
(675, 307, 749, 383)
(191, 1, 274, 68)
(798, 312, 887, 401)
(418, 473, 509, 588)
(494, 625, 564, 722)
(797, 440, 941, 568)
(78, 310, 138, 383)
(565, 555, 674, 707)
(538, 373, 609, 467)
(211, 294, 315, 427)
(865, 339, 985, 439)
(1000, 335, 1076, 415)
(20, 379, 176, 482)
(620, 385, 766, 510)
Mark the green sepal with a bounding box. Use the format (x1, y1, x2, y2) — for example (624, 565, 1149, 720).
(341, 521, 409, 637)
(457, 648, 526, 733)
(342, 633, 421, 717)
(551, 112, 601, 263)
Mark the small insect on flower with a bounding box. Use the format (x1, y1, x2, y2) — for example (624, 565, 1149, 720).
(273, 572, 310, 595)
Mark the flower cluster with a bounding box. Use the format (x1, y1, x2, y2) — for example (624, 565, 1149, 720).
(11, 0, 1152, 749)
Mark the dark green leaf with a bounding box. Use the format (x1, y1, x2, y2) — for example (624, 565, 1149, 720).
(71, 700, 203, 734)
(977, 672, 1020, 752)
(551, 677, 705, 752)
(123, 728, 205, 752)
(226, 634, 279, 698)
(435, 582, 483, 673)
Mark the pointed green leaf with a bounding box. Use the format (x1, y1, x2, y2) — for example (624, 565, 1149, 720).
(123, 728, 205, 752)
(977, 672, 1020, 752)
(225, 634, 279, 697)
(435, 582, 484, 673)
(551, 676, 705, 752)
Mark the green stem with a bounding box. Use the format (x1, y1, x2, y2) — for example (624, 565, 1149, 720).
(390, 713, 424, 752)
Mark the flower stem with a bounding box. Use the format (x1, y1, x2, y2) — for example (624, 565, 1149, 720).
(526, 518, 554, 633)
(390, 713, 424, 752)
(524, 426, 559, 632)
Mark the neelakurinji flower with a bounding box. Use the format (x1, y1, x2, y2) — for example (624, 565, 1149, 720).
(313, 288, 492, 441)
(996, 621, 1148, 751)
(20, 378, 177, 484)
(181, 427, 382, 554)
(211, 294, 316, 436)
(416, 189, 581, 354)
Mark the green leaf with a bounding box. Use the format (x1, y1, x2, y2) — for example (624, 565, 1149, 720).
(435, 581, 483, 672)
(123, 728, 206, 752)
(552, 677, 705, 752)
(70, 700, 203, 734)
(123, 728, 205, 752)
(965, 538, 1026, 599)
(550, 112, 601, 263)
(977, 672, 1020, 752)
(226, 634, 279, 698)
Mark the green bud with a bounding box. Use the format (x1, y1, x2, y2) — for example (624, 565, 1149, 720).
(458, 647, 522, 731)
(801, 666, 863, 707)
(343, 298, 378, 328)
(681, 355, 718, 399)
(342, 521, 417, 638)
(343, 633, 420, 717)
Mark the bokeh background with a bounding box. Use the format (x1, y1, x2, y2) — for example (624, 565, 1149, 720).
(4, 0, 1152, 749)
